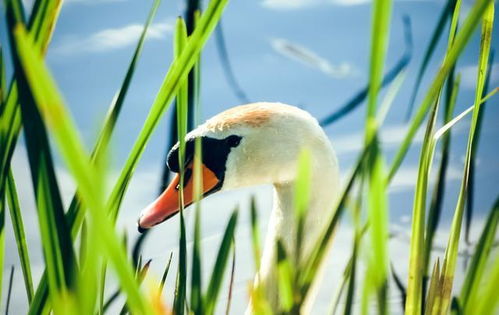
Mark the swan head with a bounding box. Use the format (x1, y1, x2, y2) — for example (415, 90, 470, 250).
(137, 102, 336, 231)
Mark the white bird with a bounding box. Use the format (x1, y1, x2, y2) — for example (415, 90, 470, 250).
(138, 102, 340, 313)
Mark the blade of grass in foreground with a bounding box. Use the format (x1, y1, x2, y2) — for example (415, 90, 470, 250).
(190, 12, 204, 314)
(107, 0, 229, 220)
(386, 0, 491, 182)
(424, 259, 441, 314)
(464, 51, 495, 244)
(294, 149, 312, 267)
(172, 17, 189, 315)
(159, 252, 174, 294)
(404, 93, 441, 315)
(204, 209, 238, 315)
(460, 197, 499, 313)
(28, 0, 162, 311)
(366, 145, 389, 314)
(225, 241, 236, 315)
(12, 25, 151, 314)
(1, 0, 63, 181)
(364, 0, 392, 311)
(276, 240, 294, 313)
(343, 188, 364, 315)
(423, 74, 460, 279)
(250, 196, 262, 272)
(6, 169, 34, 302)
(0, 185, 4, 310)
(2, 2, 67, 310)
(299, 141, 373, 297)
(6, 1, 78, 308)
(5, 266, 14, 314)
(470, 249, 499, 315)
(0, 44, 5, 310)
(438, 4, 494, 313)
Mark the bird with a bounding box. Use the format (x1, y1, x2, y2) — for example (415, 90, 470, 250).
(137, 102, 340, 313)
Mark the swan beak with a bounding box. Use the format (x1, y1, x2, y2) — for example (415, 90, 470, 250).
(137, 162, 219, 232)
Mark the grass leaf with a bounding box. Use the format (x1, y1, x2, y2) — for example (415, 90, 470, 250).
(386, 0, 491, 182)
(438, 4, 494, 313)
(460, 197, 499, 312)
(204, 209, 238, 315)
(159, 252, 174, 294)
(6, 170, 34, 302)
(12, 24, 150, 314)
(173, 17, 189, 315)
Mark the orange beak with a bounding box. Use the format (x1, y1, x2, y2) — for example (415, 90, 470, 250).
(137, 162, 220, 231)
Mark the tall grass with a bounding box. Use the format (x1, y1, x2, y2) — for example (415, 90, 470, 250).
(1, 0, 498, 314)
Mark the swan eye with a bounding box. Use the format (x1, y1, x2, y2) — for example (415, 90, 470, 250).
(225, 135, 242, 147)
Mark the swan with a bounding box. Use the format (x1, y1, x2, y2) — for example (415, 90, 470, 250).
(138, 102, 339, 313)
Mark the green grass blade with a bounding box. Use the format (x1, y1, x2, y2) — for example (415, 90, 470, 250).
(364, 0, 393, 308)
(159, 252, 174, 294)
(329, 256, 350, 315)
(343, 232, 359, 315)
(294, 149, 312, 266)
(276, 240, 294, 313)
(25, 0, 163, 310)
(424, 259, 441, 314)
(191, 179, 203, 313)
(172, 211, 187, 314)
(405, 0, 455, 119)
(172, 17, 189, 315)
(423, 74, 460, 283)
(0, 46, 5, 309)
(0, 185, 4, 311)
(204, 209, 238, 315)
(6, 1, 78, 306)
(5, 265, 14, 314)
(1, 0, 63, 181)
(299, 142, 372, 296)
(12, 24, 151, 314)
(107, 0, 229, 220)
(365, 0, 393, 140)
(465, 52, 495, 244)
(1, 6, 67, 308)
(6, 169, 34, 302)
(405, 93, 441, 315)
(118, 259, 151, 315)
(366, 145, 389, 314)
(471, 253, 499, 315)
(225, 240, 236, 315)
(438, 5, 494, 313)
(250, 196, 262, 272)
(460, 197, 499, 312)
(386, 0, 491, 182)
(190, 11, 204, 309)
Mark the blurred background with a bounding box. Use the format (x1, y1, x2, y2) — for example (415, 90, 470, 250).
(1, 0, 498, 313)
